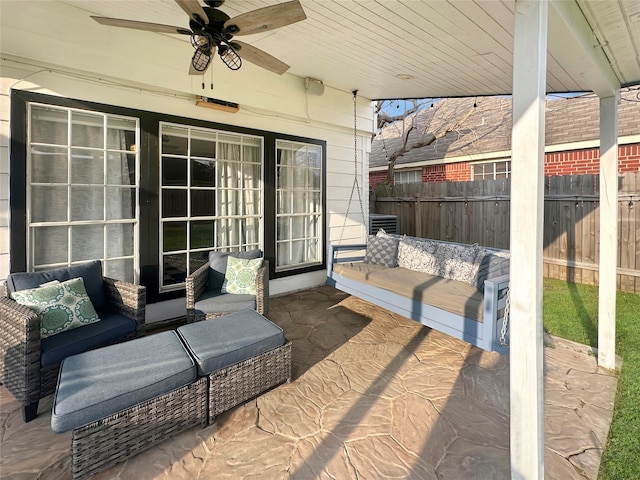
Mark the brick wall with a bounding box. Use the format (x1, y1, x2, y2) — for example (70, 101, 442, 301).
(370, 143, 640, 186)
(619, 144, 640, 172)
(545, 144, 640, 176)
(422, 163, 471, 182)
(422, 165, 444, 182)
(369, 170, 387, 188)
(445, 163, 470, 181)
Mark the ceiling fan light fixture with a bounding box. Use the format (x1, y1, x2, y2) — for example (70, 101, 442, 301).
(192, 49, 212, 72)
(219, 45, 242, 70)
(191, 33, 212, 51)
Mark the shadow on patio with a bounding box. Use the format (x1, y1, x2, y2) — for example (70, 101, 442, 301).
(0, 285, 616, 479)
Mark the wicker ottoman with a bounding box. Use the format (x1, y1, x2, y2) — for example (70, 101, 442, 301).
(177, 309, 292, 424)
(51, 331, 207, 480)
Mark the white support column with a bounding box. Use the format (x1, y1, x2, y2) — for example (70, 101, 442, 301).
(598, 93, 619, 369)
(510, 1, 547, 479)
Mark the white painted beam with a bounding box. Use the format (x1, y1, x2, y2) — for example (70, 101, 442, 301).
(598, 93, 619, 369)
(548, 0, 620, 97)
(510, 1, 547, 479)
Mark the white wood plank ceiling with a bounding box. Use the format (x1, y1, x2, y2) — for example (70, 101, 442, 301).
(18, 1, 640, 99)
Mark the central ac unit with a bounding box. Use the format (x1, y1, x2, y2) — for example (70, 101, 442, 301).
(369, 214, 398, 235)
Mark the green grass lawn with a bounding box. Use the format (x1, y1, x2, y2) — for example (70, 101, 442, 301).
(543, 278, 640, 480)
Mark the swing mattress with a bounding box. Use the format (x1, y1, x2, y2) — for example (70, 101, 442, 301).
(333, 263, 485, 322)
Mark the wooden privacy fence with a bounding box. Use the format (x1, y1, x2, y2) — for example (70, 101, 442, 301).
(373, 172, 640, 293)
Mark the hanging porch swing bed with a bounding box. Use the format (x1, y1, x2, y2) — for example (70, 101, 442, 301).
(326, 233, 510, 354)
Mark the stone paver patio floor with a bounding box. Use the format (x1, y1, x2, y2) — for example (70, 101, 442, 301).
(0, 286, 617, 479)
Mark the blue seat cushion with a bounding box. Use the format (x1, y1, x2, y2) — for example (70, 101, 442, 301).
(208, 249, 262, 292)
(40, 311, 137, 367)
(7, 260, 106, 310)
(177, 309, 285, 376)
(51, 331, 196, 433)
(194, 290, 256, 315)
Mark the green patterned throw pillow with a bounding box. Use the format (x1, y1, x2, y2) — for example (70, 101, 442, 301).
(221, 256, 262, 295)
(12, 277, 101, 339)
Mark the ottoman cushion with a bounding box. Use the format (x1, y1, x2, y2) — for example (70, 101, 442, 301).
(51, 331, 197, 433)
(177, 309, 285, 376)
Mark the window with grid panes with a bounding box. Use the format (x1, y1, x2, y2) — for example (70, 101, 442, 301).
(276, 140, 322, 271)
(394, 169, 422, 184)
(472, 160, 511, 180)
(159, 123, 263, 290)
(27, 103, 139, 281)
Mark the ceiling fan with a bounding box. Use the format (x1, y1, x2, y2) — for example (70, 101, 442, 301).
(91, 0, 306, 75)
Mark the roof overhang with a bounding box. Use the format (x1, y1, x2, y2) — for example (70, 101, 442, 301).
(1, 1, 638, 101)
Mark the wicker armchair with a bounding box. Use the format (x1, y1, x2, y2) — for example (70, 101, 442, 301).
(186, 259, 269, 323)
(0, 262, 146, 422)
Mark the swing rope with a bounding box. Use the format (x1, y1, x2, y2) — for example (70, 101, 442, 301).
(338, 89, 367, 244)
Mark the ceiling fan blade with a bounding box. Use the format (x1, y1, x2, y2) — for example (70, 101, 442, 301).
(175, 0, 209, 24)
(189, 49, 213, 75)
(91, 16, 191, 35)
(233, 41, 289, 75)
(224, 0, 306, 36)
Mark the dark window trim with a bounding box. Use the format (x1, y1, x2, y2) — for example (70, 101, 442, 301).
(10, 90, 327, 303)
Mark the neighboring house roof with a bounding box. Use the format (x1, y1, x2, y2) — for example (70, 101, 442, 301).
(369, 90, 640, 170)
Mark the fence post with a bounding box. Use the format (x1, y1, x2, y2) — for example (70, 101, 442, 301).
(414, 198, 421, 238)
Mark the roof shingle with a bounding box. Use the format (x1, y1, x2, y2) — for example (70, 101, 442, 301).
(369, 90, 640, 169)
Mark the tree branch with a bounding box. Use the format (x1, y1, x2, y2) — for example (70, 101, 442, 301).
(383, 99, 481, 184)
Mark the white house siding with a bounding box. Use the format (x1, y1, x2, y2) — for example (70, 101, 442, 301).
(0, 1, 373, 321)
